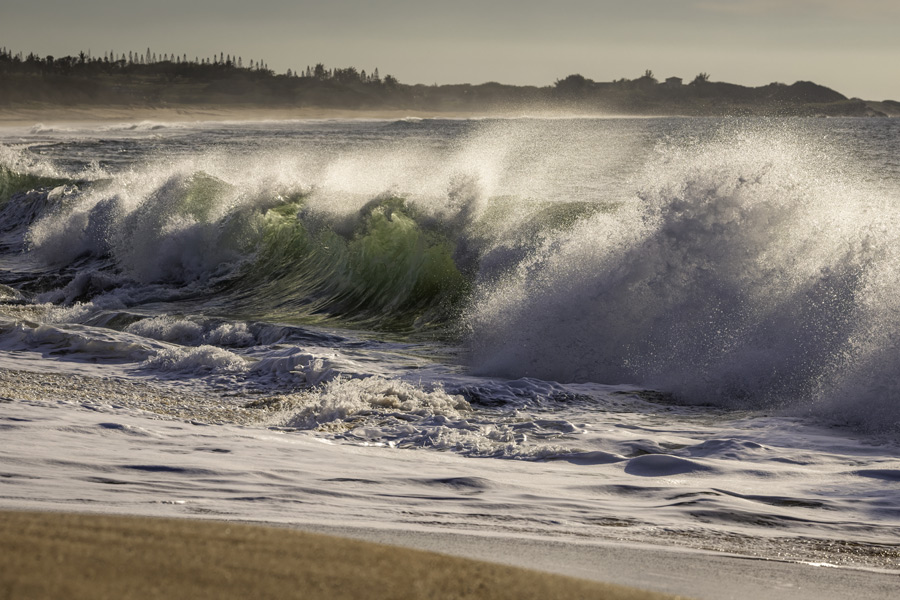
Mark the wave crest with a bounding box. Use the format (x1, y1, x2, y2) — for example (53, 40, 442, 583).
(466, 128, 900, 432)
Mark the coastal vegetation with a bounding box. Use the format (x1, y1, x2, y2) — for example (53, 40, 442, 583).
(1, 48, 897, 117)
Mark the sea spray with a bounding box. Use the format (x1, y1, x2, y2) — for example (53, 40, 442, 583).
(466, 125, 900, 432)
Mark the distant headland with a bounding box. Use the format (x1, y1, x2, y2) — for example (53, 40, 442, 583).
(2, 48, 898, 120)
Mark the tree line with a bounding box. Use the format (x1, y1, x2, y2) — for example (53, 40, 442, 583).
(0, 47, 395, 86)
(0, 47, 405, 108)
(0, 47, 889, 117)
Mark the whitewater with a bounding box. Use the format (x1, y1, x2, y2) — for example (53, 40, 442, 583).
(1, 116, 898, 593)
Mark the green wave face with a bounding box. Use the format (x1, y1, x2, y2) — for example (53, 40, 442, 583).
(179, 172, 232, 221)
(0, 165, 70, 204)
(7, 159, 477, 335)
(237, 196, 470, 333)
(7, 153, 604, 338)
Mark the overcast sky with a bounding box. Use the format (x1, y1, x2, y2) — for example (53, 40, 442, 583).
(3, 0, 898, 100)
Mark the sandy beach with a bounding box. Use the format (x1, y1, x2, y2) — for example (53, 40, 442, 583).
(3, 510, 898, 600)
(0, 510, 684, 600)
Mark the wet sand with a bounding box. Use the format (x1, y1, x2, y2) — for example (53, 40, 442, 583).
(0, 510, 685, 600)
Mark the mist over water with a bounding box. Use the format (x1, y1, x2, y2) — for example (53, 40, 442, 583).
(467, 122, 900, 432)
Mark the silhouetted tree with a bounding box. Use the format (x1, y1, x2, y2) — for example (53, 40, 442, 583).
(554, 74, 591, 96)
(691, 72, 710, 85)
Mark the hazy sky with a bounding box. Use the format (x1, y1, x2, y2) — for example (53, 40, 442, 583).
(4, 0, 899, 99)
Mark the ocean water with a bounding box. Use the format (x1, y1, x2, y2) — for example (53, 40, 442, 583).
(1, 117, 899, 571)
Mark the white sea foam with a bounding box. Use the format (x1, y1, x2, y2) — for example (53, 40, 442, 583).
(467, 125, 900, 433)
(140, 344, 247, 374)
(274, 376, 469, 428)
(0, 318, 155, 362)
(125, 315, 205, 345)
(2, 368, 898, 576)
(249, 347, 365, 386)
(125, 316, 255, 348)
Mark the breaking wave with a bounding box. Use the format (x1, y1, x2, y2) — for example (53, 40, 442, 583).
(467, 126, 900, 432)
(3, 118, 900, 433)
(14, 168, 475, 331)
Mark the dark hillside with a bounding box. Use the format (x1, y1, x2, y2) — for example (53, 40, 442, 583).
(0, 49, 893, 117)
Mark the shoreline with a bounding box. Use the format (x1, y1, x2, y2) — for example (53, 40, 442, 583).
(0, 105, 536, 126)
(2, 104, 898, 127)
(3, 509, 898, 600)
(1, 366, 899, 600)
(0, 510, 682, 600)
(297, 522, 900, 599)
